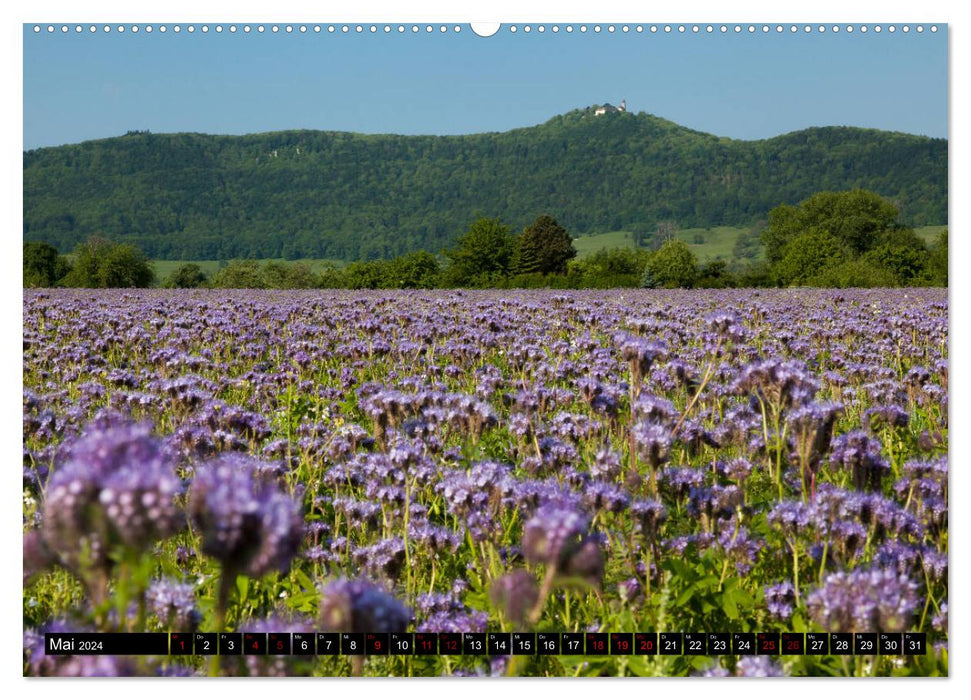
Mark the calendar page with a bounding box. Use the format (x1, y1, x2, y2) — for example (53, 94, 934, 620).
(20, 1, 949, 682)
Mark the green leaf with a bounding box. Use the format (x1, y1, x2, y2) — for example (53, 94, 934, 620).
(722, 591, 739, 620)
(295, 568, 315, 592)
(790, 611, 807, 632)
(236, 574, 250, 602)
(675, 583, 698, 607)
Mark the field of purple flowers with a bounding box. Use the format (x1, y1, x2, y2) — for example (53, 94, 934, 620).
(23, 288, 948, 677)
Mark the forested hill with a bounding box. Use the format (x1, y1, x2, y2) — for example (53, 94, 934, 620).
(23, 107, 947, 261)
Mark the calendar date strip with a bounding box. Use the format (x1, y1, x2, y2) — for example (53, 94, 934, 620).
(45, 631, 927, 657)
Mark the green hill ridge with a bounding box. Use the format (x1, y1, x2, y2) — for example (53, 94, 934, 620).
(23, 107, 947, 261)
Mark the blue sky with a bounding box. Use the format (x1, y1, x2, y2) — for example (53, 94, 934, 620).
(23, 23, 948, 149)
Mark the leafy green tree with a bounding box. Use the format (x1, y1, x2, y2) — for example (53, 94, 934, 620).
(695, 259, 736, 288)
(861, 246, 924, 285)
(60, 236, 154, 288)
(507, 272, 555, 289)
(570, 247, 652, 287)
(23, 241, 61, 287)
(53, 255, 73, 284)
(856, 227, 928, 285)
(773, 230, 850, 286)
(763, 203, 803, 264)
(516, 215, 576, 275)
(645, 239, 699, 288)
(387, 250, 441, 288)
(101, 244, 155, 288)
(163, 263, 208, 288)
(344, 260, 390, 289)
(210, 260, 265, 288)
(261, 261, 317, 289)
(809, 259, 898, 288)
(317, 263, 349, 289)
(444, 218, 518, 286)
(763, 189, 902, 263)
(735, 261, 775, 288)
(639, 267, 657, 289)
(925, 229, 948, 286)
(60, 238, 102, 287)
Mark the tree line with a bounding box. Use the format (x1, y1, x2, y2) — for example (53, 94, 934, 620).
(24, 108, 947, 261)
(24, 191, 947, 290)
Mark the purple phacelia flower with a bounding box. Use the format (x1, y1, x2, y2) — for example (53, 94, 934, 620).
(932, 602, 947, 634)
(705, 310, 746, 342)
(863, 404, 910, 432)
(807, 568, 921, 633)
(632, 393, 678, 425)
(41, 420, 184, 583)
(734, 358, 819, 411)
(695, 663, 732, 677)
(724, 457, 754, 482)
(319, 578, 410, 633)
(352, 537, 407, 581)
(589, 446, 621, 480)
(522, 507, 589, 569)
(188, 453, 303, 578)
(615, 333, 666, 386)
(417, 609, 488, 634)
(764, 581, 796, 621)
(788, 401, 843, 486)
(768, 500, 814, 537)
(146, 578, 201, 631)
(631, 420, 672, 469)
(618, 577, 643, 604)
(660, 466, 705, 500)
(735, 655, 785, 677)
(581, 480, 630, 514)
(489, 570, 539, 626)
(630, 499, 667, 540)
(829, 431, 890, 491)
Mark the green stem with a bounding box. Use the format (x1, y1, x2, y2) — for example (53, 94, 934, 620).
(403, 475, 413, 598)
(818, 541, 828, 584)
(773, 410, 785, 500)
(792, 542, 801, 606)
(644, 548, 652, 601)
(528, 566, 558, 627)
(671, 338, 722, 437)
(919, 564, 936, 631)
(209, 573, 234, 677)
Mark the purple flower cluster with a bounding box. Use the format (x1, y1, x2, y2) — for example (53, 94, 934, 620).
(22, 288, 948, 677)
(764, 581, 796, 621)
(41, 420, 184, 577)
(146, 578, 201, 631)
(615, 333, 666, 387)
(807, 568, 921, 633)
(188, 453, 303, 577)
(522, 507, 587, 568)
(829, 431, 891, 491)
(734, 358, 819, 411)
(318, 578, 410, 633)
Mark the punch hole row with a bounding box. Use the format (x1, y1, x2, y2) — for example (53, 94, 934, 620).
(511, 24, 938, 34)
(31, 24, 465, 34)
(32, 24, 940, 35)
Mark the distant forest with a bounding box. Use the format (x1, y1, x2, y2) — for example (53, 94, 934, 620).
(23, 107, 947, 261)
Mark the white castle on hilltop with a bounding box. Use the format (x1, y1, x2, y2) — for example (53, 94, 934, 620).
(595, 99, 626, 116)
